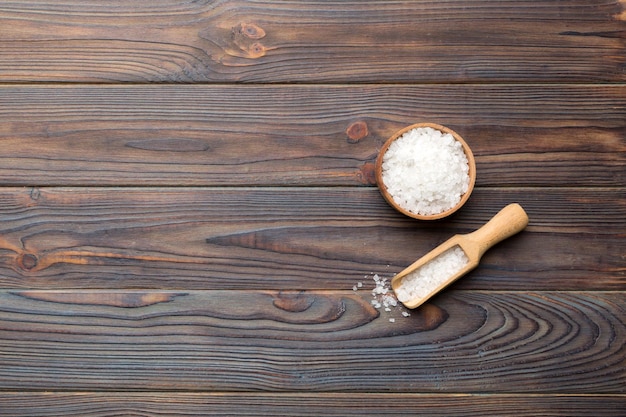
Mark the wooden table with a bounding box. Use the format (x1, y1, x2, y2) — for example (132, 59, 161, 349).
(0, 1, 624, 415)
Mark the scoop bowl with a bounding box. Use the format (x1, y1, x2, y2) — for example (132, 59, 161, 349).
(391, 203, 529, 309)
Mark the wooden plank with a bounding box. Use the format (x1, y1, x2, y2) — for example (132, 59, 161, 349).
(0, 1, 624, 83)
(0, 290, 623, 392)
(0, 187, 622, 290)
(0, 84, 624, 187)
(0, 393, 624, 417)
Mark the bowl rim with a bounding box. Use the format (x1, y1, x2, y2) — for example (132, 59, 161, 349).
(375, 122, 476, 220)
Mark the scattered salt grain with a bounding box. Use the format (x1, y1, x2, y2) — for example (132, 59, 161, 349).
(395, 246, 469, 304)
(354, 273, 411, 321)
(381, 126, 470, 216)
(389, 318, 395, 323)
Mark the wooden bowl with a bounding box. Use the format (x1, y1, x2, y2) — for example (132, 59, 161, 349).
(375, 122, 476, 220)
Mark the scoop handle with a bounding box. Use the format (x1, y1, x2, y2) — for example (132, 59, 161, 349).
(465, 203, 529, 258)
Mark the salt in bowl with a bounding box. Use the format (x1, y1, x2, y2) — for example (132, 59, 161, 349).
(375, 122, 476, 220)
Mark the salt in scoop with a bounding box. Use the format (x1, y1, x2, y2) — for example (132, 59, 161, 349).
(391, 203, 529, 309)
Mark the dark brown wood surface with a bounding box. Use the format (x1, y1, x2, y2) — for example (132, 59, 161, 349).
(0, 187, 622, 290)
(0, 85, 623, 187)
(0, 393, 624, 417)
(1, 290, 623, 392)
(0, 1, 624, 83)
(0, 1, 624, 416)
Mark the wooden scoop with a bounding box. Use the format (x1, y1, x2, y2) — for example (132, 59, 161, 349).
(391, 203, 529, 309)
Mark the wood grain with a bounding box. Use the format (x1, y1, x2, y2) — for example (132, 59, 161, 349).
(1, 0, 624, 411)
(0, 393, 624, 417)
(0, 290, 623, 393)
(0, 187, 622, 290)
(0, 84, 624, 187)
(0, 1, 624, 83)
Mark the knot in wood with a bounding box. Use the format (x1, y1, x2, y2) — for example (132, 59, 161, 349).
(30, 187, 41, 201)
(240, 22, 266, 40)
(247, 42, 266, 58)
(231, 23, 267, 59)
(273, 291, 315, 313)
(18, 253, 38, 270)
(346, 121, 369, 143)
(356, 162, 377, 185)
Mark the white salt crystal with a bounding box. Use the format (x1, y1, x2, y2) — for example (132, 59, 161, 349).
(389, 318, 395, 323)
(362, 273, 411, 320)
(357, 282, 363, 288)
(382, 294, 397, 307)
(381, 126, 470, 216)
(395, 246, 469, 303)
